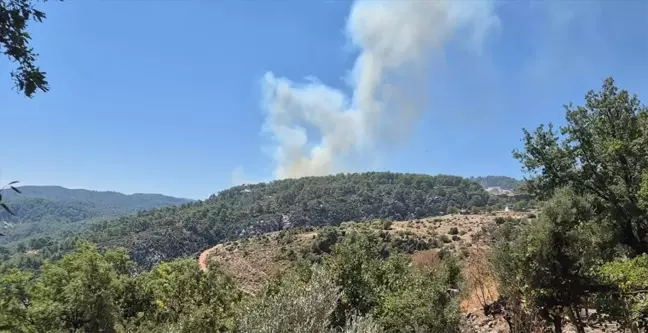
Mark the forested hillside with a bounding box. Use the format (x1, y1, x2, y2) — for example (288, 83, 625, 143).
(469, 176, 521, 190)
(0, 186, 191, 245)
(83, 172, 511, 268)
(2, 0, 647, 330)
(3, 78, 648, 333)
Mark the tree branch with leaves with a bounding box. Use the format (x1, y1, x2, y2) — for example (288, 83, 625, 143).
(1, 0, 62, 98)
(0, 181, 21, 236)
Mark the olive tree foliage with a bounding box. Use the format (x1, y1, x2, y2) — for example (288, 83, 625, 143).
(597, 255, 648, 332)
(0, 242, 243, 333)
(493, 77, 648, 332)
(237, 232, 461, 333)
(323, 232, 462, 333)
(1, 0, 61, 97)
(513, 77, 648, 255)
(492, 189, 604, 332)
(236, 267, 341, 333)
(235, 265, 384, 333)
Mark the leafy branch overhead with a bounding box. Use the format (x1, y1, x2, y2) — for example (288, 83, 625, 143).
(0, 0, 61, 98)
(0, 180, 20, 214)
(0, 181, 20, 236)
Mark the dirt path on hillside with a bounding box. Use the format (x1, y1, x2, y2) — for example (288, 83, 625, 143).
(199, 244, 220, 272)
(199, 243, 257, 296)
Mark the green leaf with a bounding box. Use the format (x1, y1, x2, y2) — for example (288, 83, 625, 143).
(10, 186, 21, 194)
(1, 203, 15, 216)
(8, 181, 19, 185)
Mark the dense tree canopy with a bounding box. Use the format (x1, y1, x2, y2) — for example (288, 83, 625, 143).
(0, 186, 190, 245)
(82, 172, 510, 268)
(0, 233, 462, 333)
(514, 77, 648, 255)
(493, 77, 648, 332)
(469, 176, 522, 190)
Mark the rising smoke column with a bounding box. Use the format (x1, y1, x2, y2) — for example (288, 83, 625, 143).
(261, 0, 500, 179)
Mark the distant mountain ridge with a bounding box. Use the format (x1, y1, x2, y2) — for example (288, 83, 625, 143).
(3, 185, 190, 204)
(0, 185, 191, 245)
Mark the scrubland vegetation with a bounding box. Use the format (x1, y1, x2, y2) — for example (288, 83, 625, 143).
(2, 13, 647, 329)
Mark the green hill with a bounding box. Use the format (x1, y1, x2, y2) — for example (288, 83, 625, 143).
(469, 175, 522, 190)
(0, 186, 191, 245)
(84, 172, 513, 268)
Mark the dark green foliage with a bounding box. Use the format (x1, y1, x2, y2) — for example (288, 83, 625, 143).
(0, 186, 190, 245)
(513, 200, 527, 212)
(236, 267, 340, 333)
(0, 242, 243, 333)
(1, 233, 462, 333)
(1, 0, 60, 97)
(311, 227, 341, 255)
(448, 227, 459, 235)
(375, 269, 461, 333)
(390, 235, 430, 253)
(492, 189, 603, 332)
(382, 220, 393, 230)
(85, 172, 499, 268)
(492, 77, 648, 332)
(514, 77, 648, 255)
(597, 255, 648, 330)
(470, 176, 522, 190)
(322, 232, 461, 332)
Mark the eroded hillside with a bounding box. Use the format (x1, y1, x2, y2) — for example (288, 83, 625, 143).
(201, 211, 530, 328)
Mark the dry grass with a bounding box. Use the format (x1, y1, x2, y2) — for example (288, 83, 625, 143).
(461, 247, 500, 313)
(201, 231, 315, 294)
(200, 211, 529, 307)
(411, 249, 441, 269)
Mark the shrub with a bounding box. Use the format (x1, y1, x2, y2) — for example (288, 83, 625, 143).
(391, 237, 430, 253)
(448, 227, 459, 235)
(439, 235, 452, 243)
(373, 258, 462, 333)
(341, 315, 384, 333)
(451, 235, 460, 241)
(382, 220, 393, 230)
(311, 228, 340, 255)
(494, 217, 506, 225)
(236, 268, 340, 333)
(428, 239, 440, 248)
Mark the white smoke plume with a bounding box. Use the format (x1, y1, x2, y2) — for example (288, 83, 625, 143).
(260, 0, 500, 179)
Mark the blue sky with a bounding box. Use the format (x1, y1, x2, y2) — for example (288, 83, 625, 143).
(1, 0, 646, 200)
